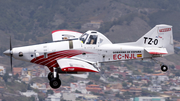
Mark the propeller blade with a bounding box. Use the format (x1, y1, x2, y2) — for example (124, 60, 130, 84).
(10, 36, 13, 73)
(10, 36, 12, 50)
(10, 54, 12, 72)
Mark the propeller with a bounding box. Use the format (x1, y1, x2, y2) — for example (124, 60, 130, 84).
(10, 36, 13, 72)
(3, 36, 13, 73)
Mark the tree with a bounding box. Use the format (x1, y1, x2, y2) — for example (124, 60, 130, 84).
(46, 90, 54, 95)
(143, 67, 153, 73)
(115, 93, 124, 99)
(141, 89, 151, 96)
(87, 81, 93, 85)
(75, 90, 81, 94)
(3, 72, 10, 82)
(27, 84, 32, 90)
(14, 73, 19, 80)
(122, 82, 127, 88)
(88, 73, 100, 81)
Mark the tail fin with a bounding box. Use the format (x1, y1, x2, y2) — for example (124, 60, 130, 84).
(136, 24, 174, 55)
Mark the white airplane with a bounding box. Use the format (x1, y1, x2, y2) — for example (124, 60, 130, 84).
(3, 24, 174, 89)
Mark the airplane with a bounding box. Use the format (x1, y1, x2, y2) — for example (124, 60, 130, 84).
(3, 24, 174, 89)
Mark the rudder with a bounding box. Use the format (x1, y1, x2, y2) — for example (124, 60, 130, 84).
(136, 24, 174, 55)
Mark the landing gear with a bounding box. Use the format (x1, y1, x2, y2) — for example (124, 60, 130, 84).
(48, 72, 59, 80)
(49, 78, 61, 89)
(152, 58, 168, 72)
(48, 68, 61, 89)
(161, 65, 168, 72)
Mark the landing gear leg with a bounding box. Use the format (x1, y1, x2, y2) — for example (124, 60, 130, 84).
(152, 58, 168, 72)
(48, 67, 61, 89)
(48, 72, 59, 80)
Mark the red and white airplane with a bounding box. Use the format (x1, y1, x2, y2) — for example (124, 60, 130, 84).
(4, 24, 174, 89)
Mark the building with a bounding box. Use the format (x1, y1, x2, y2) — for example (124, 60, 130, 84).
(31, 83, 47, 93)
(70, 81, 88, 94)
(130, 97, 165, 101)
(129, 87, 142, 96)
(0, 66, 5, 75)
(13, 67, 23, 77)
(61, 93, 76, 101)
(81, 20, 102, 29)
(19, 90, 39, 100)
(86, 84, 102, 93)
(151, 73, 169, 84)
(149, 85, 162, 92)
(45, 93, 61, 101)
(0, 86, 4, 93)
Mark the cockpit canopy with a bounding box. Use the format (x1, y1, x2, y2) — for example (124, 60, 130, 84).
(79, 30, 112, 45)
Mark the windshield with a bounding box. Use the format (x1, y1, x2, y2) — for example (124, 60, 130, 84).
(79, 33, 89, 43)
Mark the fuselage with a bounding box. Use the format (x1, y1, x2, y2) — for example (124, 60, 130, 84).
(11, 39, 146, 69)
(7, 29, 167, 73)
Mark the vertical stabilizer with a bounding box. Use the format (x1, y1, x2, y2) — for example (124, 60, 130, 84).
(136, 24, 174, 55)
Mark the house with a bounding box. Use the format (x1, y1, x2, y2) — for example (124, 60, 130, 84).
(119, 89, 129, 94)
(61, 93, 76, 101)
(0, 66, 5, 75)
(148, 85, 162, 92)
(130, 97, 165, 101)
(129, 87, 142, 96)
(19, 90, 39, 100)
(151, 73, 169, 84)
(86, 84, 102, 93)
(81, 20, 102, 29)
(13, 67, 23, 77)
(70, 81, 88, 94)
(45, 93, 61, 101)
(60, 86, 71, 93)
(175, 65, 180, 70)
(0, 86, 4, 93)
(31, 83, 47, 93)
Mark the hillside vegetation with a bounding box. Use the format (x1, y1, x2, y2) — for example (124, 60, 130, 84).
(1, 0, 180, 67)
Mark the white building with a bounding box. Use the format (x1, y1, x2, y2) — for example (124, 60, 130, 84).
(130, 97, 165, 101)
(149, 85, 162, 92)
(45, 93, 61, 101)
(70, 80, 89, 94)
(19, 90, 39, 101)
(151, 74, 169, 84)
(0, 66, 5, 75)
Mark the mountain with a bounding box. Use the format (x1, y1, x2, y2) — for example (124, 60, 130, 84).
(1, 0, 180, 68)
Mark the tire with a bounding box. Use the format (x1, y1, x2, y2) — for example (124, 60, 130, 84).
(161, 65, 168, 72)
(48, 72, 59, 80)
(49, 78, 61, 89)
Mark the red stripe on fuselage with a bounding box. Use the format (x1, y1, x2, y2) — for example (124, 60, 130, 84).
(62, 67, 99, 73)
(52, 30, 83, 34)
(30, 50, 91, 68)
(149, 52, 167, 55)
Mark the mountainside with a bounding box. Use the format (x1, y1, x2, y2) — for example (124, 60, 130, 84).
(1, 0, 180, 68)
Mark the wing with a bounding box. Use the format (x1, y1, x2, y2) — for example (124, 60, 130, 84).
(57, 58, 99, 73)
(52, 30, 82, 41)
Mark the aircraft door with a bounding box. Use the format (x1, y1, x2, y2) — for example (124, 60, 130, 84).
(84, 35, 100, 62)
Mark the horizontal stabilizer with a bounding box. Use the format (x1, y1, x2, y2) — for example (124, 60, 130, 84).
(57, 58, 99, 72)
(145, 47, 168, 55)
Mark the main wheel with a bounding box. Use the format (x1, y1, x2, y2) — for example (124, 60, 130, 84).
(161, 65, 168, 72)
(49, 78, 61, 89)
(48, 72, 59, 80)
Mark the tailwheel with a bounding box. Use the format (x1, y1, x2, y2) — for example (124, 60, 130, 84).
(48, 72, 59, 80)
(49, 78, 61, 89)
(161, 65, 168, 72)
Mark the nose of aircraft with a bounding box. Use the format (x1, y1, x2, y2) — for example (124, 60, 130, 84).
(3, 49, 12, 56)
